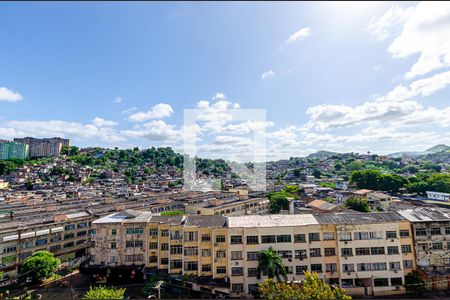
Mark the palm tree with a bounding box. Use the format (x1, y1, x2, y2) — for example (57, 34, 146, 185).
(257, 247, 287, 282)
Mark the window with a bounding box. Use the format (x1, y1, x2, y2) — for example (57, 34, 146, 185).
(248, 284, 258, 294)
(372, 263, 387, 271)
(184, 231, 197, 242)
(247, 251, 259, 260)
(51, 235, 61, 243)
(401, 245, 412, 253)
(415, 228, 427, 236)
(326, 263, 337, 272)
(232, 283, 244, 292)
(432, 242, 443, 250)
(77, 231, 86, 237)
(341, 248, 353, 257)
(296, 265, 308, 275)
(311, 264, 322, 272)
(231, 251, 242, 260)
(248, 268, 258, 277)
(161, 258, 168, 265)
(355, 247, 370, 256)
(184, 261, 198, 271)
(126, 240, 143, 248)
(50, 245, 61, 252)
(261, 235, 276, 243)
(323, 232, 335, 240)
(391, 278, 403, 286)
(170, 245, 183, 255)
(161, 243, 169, 251)
(170, 260, 182, 269)
(445, 227, 450, 235)
(64, 233, 74, 240)
(357, 263, 371, 271)
(246, 236, 258, 244)
(342, 264, 354, 272)
(277, 235, 292, 243)
(126, 228, 143, 235)
(184, 247, 198, 256)
(149, 242, 158, 250)
(161, 230, 169, 237)
(354, 232, 369, 240)
(216, 235, 225, 243)
(374, 278, 389, 287)
(324, 248, 336, 256)
(403, 260, 413, 268)
(216, 266, 226, 274)
(150, 228, 158, 238)
(232, 267, 244, 276)
(125, 254, 143, 262)
(389, 261, 401, 270)
(171, 231, 182, 240)
(370, 247, 385, 255)
(399, 229, 410, 238)
(202, 264, 211, 272)
(230, 235, 242, 244)
(310, 248, 321, 257)
(65, 224, 75, 230)
(201, 249, 211, 257)
(430, 228, 441, 236)
(111, 228, 117, 236)
(3, 245, 16, 253)
(149, 256, 157, 263)
(387, 246, 399, 255)
(110, 242, 117, 249)
(295, 249, 307, 259)
(216, 250, 226, 259)
(339, 232, 352, 241)
(277, 251, 292, 259)
(35, 239, 47, 246)
(201, 234, 211, 242)
(309, 232, 320, 241)
(294, 234, 306, 243)
(386, 231, 397, 239)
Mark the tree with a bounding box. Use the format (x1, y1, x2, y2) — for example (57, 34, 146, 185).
(258, 271, 351, 300)
(83, 286, 126, 299)
(268, 192, 290, 214)
(350, 170, 381, 190)
(21, 251, 60, 282)
(404, 271, 426, 296)
(257, 247, 287, 282)
(344, 197, 370, 212)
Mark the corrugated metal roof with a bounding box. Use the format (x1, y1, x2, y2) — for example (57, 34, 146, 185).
(396, 207, 450, 222)
(314, 212, 404, 224)
(227, 214, 318, 228)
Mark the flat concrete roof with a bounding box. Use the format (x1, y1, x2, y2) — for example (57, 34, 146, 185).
(227, 214, 318, 228)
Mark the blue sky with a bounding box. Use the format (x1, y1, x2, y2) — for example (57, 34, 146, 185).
(1, 1, 450, 160)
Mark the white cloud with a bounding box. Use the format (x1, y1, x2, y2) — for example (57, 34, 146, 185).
(92, 117, 118, 127)
(127, 103, 174, 122)
(212, 92, 226, 100)
(114, 96, 123, 103)
(121, 107, 138, 115)
(261, 70, 275, 80)
(385, 2, 450, 78)
(122, 120, 182, 142)
(0, 87, 23, 102)
(287, 27, 311, 44)
(367, 5, 414, 40)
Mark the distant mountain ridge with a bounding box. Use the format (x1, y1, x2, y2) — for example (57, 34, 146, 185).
(387, 144, 450, 158)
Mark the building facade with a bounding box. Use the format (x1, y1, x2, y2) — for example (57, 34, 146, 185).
(0, 141, 29, 160)
(90, 211, 420, 298)
(14, 137, 70, 158)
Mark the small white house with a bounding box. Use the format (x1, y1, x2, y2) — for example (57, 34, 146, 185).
(426, 191, 450, 202)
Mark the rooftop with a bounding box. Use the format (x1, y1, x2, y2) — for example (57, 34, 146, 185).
(396, 207, 450, 222)
(314, 212, 404, 224)
(227, 214, 318, 228)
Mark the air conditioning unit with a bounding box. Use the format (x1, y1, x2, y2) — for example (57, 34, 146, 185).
(344, 241, 348, 244)
(390, 239, 394, 242)
(288, 258, 292, 262)
(394, 269, 398, 273)
(347, 272, 351, 275)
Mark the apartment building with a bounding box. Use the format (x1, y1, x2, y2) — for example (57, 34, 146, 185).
(315, 213, 415, 297)
(0, 140, 29, 160)
(0, 210, 94, 277)
(90, 211, 418, 298)
(227, 214, 333, 298)
(397, 207, 450, 289)
(91, 211, 230, 294)
(14, 137, 70, 158)
(185, 197, 269, 216)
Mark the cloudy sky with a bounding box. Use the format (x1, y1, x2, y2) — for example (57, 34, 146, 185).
(1, 1, 450, 160)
